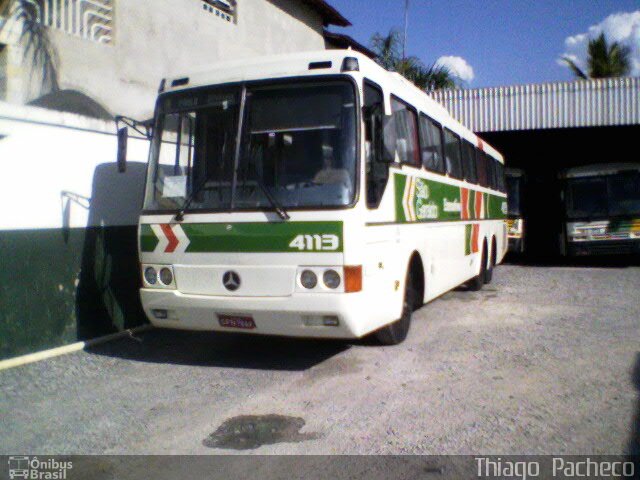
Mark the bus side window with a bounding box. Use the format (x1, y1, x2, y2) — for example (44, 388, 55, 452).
(390, 96, 420, 167)
(488, 157, 497, 190)
(496, 162, 505, 192)
(443, 128, 463, 179)
(477, 150, 488, 187)
(364, 81, 387, 208)
(419, 114, 445, 174)
(462, 140, 477, 184)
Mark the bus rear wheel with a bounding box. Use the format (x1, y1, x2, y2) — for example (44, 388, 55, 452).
(375, 271, 415, 345)
(467, 243, 487, 291)
(484, 237, 497, 284)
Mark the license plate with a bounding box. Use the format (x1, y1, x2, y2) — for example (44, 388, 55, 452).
(217, 314, 256, 329)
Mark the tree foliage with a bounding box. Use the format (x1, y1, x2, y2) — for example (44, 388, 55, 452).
(0, 0, 59, 92)
(563, 32, 631, 79)
(370, 29, 459, 91)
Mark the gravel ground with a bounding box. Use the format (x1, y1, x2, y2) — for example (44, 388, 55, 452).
(1, 264, 639, 456)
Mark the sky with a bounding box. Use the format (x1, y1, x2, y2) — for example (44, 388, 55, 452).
(326, 0, 640, 88)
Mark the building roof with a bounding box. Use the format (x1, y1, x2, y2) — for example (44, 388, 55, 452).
(323, 30, 376, 58)
(302, 0, 351, 27)
(431, 77, 640, 133)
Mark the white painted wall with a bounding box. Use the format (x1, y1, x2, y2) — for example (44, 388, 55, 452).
(0, 101, 149, 230)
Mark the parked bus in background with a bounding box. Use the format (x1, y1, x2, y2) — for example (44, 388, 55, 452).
(117, 50, 507, 345)
(505, 168, 525, 254)
(560, 163, 640, 257)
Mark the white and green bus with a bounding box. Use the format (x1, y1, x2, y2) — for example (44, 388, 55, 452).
(560, 163, 640, 257)
(119, 50, 507, 345)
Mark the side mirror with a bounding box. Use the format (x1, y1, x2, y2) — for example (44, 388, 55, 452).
(117, 127, 128, 173)
(381, 114, 397, 164)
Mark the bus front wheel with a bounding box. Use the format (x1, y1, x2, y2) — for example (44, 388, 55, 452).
(375, 270, 415, 345)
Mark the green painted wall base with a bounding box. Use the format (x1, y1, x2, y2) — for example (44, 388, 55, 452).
(0, 226, 146, 360)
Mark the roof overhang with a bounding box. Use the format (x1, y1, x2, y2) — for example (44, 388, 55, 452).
(323, 30, 375, 58)
(301, 0, 351, 27)
(432, 77, 640, 132)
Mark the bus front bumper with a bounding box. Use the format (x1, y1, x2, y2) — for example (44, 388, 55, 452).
(139, 288, 371, 339)
(508, 236, 524, 253)
(567, 239, 640, 256)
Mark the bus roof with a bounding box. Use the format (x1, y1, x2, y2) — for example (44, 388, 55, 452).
(560, 163, 640, 179)
(163, 49, 503, 163)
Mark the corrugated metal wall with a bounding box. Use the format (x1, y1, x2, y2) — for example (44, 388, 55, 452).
(431, 77, 640, 132)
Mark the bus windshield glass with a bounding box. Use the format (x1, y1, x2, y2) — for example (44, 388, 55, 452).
(143, 79, 357, 212)
(609, 171, 640, 216)
(506, 175, 521, 217)
(566, 171, 640, 219)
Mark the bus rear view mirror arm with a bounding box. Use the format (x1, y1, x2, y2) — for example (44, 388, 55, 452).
(114, 115, 154, 174)
(117, 127, 128, 173)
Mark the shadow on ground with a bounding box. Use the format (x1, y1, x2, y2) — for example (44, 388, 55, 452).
(504, 252, 640, 269)
(85, 328, 349, 371)
(628, 353, 640, 469)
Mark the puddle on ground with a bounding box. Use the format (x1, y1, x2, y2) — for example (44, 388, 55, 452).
(203, 414, 320, 450)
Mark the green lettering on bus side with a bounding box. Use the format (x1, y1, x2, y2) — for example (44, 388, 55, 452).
(394, 173, 507, 222)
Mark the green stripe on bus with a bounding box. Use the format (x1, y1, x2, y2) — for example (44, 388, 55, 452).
(140, 224, 159, 252)
(394, 174, 408, 222)
(182, 222, 343, 253)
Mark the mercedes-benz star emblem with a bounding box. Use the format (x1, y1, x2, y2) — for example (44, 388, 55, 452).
(223, 271, 241, 291)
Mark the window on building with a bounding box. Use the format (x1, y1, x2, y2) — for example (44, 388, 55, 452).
(419, 114, 445, 174)
(391, 96, 420, 167)
(25, 0, 114, 44)
(461, 140, 478, 184)
(443, 128, 463, 179)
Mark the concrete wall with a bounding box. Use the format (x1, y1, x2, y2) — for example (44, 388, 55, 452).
(1, 0, 326, 119)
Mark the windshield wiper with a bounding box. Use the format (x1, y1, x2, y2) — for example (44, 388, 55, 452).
(174, 170, 289, 222)
(245, 163, 290, 221)
(174, 175, 211, 221)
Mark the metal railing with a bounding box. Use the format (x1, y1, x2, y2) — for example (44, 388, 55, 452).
(22, 0, 113, 44)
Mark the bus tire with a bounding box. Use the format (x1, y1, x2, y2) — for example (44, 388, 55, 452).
(375, 270, 415, 345)
(467, 242, 487, 291)
(484, 237, 497, 284)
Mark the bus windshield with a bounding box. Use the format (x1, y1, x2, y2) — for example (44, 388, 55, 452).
(609, 171, 640, 216)
(143, 79, 357, 212)
(506, 175, 522, 217)
(566, 171, 640, 219)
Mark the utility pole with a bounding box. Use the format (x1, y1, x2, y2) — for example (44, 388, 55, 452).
(402, 0, 409, 61)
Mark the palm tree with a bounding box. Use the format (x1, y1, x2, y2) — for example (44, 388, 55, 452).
(370, 30, 402, 71)
(563, 32, 631, 79)
(370, 28, 458, 91)
(0, 0, 59, 92)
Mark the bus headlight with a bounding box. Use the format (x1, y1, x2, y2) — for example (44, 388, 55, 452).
(300, 270, 318, 289)
(508, 219, 522, 236)
(142, 264, 175, 288)
(144, 267, 157, 285)
(159, 267, 173, 286)
(323, 269, 341, 289)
